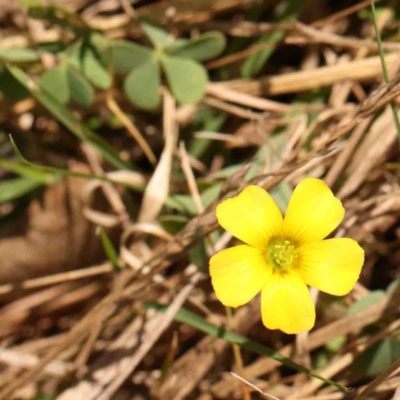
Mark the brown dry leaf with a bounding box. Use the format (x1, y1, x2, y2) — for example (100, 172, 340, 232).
(0, 164, 119, 284)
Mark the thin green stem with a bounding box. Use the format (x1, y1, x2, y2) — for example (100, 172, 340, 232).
(370, 0, 400, 139)
(145, 301, 349, 392)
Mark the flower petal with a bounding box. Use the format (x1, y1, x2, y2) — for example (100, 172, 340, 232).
(261, 270, 315, 334)
(297, 238, 364, 296)
(282, 178, 344, 245)
(210, 245, 272, 307)
(216, 185, 283, 249)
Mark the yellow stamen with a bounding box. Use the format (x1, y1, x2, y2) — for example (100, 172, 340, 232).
(267, 238, 298, 271)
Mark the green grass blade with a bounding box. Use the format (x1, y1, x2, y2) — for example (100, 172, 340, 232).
(9, 136, 144, 191)
(96, 226, 120, 272)
(0, 157, 58, 184)
(241, 0, 303, 78)
(145, 301, 349, 392)
(0, 177, 43, 204)
(370, 0, 400, 139)
(8, 66, 132, 170)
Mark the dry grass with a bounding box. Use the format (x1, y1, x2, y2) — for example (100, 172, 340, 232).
(1, 0, 400, 399)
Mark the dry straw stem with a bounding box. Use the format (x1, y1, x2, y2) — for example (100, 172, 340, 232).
(219, 53, 400, 96)
(312, 72, 400, 155)
(325, 116, 373, 187)
(231, 372, 281, 399)
(393, 380, 400, 400)
(0, 291, 121, 400)
(0, 348, 70, 377)
(203, 96, 269, 121)
(207, 83, 290, 113)
(337, 106, 398, 198)
(179, 141, 204, 213)
(287, 22, 400, 52)
(311, 0, 381, 28)
(57, 273, 200, 400)
(226, 306, 251, 400)
(85, 0, 253, 30)
(0, 263, 112, 295)
(206, 23, 399, 70)
(81, 143, 129, 224)
(73, 318, 103, 371)
(1, 283, 76, 323)
(106, 94, 157, 166)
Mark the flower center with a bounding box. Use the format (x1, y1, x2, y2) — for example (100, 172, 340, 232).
(267, 238, 298, 271)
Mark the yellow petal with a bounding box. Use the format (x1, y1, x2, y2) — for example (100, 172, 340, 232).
(261, 270, 315, 334)
(282, 178, 344, 245)
(210, 245, 272, 308)
(297, 238, 364, 296)
(216, 185, 283, 249)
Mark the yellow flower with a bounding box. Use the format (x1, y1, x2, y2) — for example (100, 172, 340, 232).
(209, 178, 364, 334)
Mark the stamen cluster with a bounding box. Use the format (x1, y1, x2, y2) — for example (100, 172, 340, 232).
(268, 239, 298, 271)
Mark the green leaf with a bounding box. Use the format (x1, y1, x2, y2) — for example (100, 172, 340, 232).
(67, 65, 94, 108)
(8, 66, 131, 170)
(325, 335, 347, 353)
(39, 64, 70, 104)
(89, 32, 111, 55)
(108, 40, 153, 73)
(165, 194, 197, 214)
(0, 47, 39, 63)
(314, 351, 330, 370)
(168, 32, 226, 61)
(0, 66, 30, 102)
(201, 183, 222, 207)
(161, 55, 207, 104)
(159, 215, 188, 235)
(166, 183, 222, 214)
(145, 302, 348, 392)
(0, 177, 43, 203)
(189, 105, 227, 158)
(66, 44, 81, 70)
(189, 239, 208, 269)
(124, 57, 161, 110)
(353, 339, 400, 377)
(96, 226, 120, 272)
(269, 180, 293, 213)
(141, 22, 171, 49)
(37, 41, 66, 54)
(347, 291, 386, 316)
(81, 43, 111, 89)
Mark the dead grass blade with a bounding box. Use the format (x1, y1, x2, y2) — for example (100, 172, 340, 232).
(137, 89, 178, 223)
